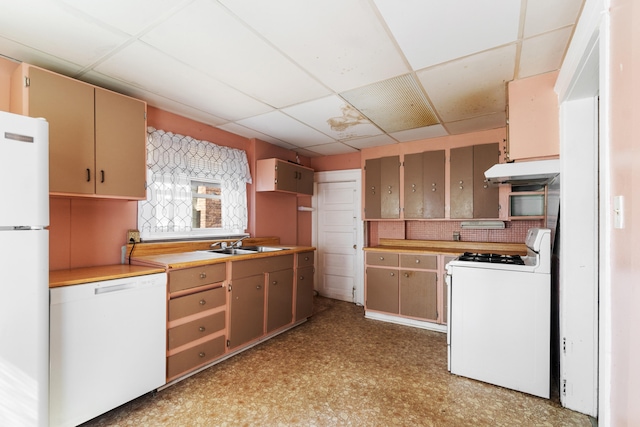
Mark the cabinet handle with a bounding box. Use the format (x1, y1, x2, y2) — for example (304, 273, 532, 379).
(86, 168, 91, 182)
(379, 256, 384, 260)
(272, 281, 278, 285)
(100, 170, 105, 183)
(199, 326, 206, 332)
(256, 285, 262, 290)
(299, 276, 304, 280)
(199, 352, 206, 358)
(411, 183, 416, 193)
(415, 259, 420, 264)
(388, 185, 392, 194)
(390, 272, 395, 277)
(404, 273, 409, 277)
(199, 299, 206, 305)
(200, 273, 207, 279)
(304, 256, 310, 261)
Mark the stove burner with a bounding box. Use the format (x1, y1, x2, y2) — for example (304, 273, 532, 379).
(458, 252, 525, 265)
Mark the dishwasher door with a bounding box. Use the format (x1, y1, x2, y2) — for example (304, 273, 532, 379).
(50, 273, 167, 427)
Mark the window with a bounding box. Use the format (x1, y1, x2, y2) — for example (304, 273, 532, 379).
(138, 128, 252, 240)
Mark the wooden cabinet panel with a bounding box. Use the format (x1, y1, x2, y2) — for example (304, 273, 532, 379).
(167, 336, 225, 380)
(366, 252, 398, 267)
(400, 270, 437, 320)
(28, 67, 95, 195)
(169, 263, 226, 293)
(229, 275, 265, 349)
(450, 146, 474, 219)
(297, 251, 314, 268)
(168, 286, 226, 321)
(295, 265, 314, 321)
(400, 254, 437, 270)
(266, 269, 294, 333)
(404, 150, 445, 219)
(364, 156, 400, 219)
(473, 143, 500, 218)
(256, 158, 314, 195)
(168, 312, 225, 350)
(365, 267, 399, 314)
(95, 88, 146, 199)
(232, 255, 294, 279)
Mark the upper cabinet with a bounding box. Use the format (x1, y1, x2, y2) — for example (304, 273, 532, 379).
(450, 143, 500, 219)
(364, 156, 400, 219)
(11, 64, 147, 199)
(507, 72, 560, 161)
(404, 150, 445, 219)
(256, 158, 314, 195)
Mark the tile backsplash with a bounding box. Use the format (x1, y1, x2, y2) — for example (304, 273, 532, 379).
(368, 219, 544, 247)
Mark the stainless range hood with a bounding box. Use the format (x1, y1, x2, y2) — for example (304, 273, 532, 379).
(484, 159, 560, 185)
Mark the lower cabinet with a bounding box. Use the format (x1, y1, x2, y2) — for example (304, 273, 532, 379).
(365, 251, 446, 330)
(266, 268, 294, 333)
(295, 251, 315, 321)
(166, 264, 227, 382)
(229, 274, 266, 349)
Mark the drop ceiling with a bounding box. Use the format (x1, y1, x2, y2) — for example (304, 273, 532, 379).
(0, 0, 585, 157)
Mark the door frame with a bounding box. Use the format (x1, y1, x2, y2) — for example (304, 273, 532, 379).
(312, 169, 364, 305)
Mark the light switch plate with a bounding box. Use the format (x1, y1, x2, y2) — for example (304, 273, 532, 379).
(614, 195, 624, 229)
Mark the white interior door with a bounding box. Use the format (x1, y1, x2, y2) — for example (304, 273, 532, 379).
(313, 170, 363, 304)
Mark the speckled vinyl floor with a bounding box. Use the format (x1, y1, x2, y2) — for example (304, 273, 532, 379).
(80, 297, 592, 427)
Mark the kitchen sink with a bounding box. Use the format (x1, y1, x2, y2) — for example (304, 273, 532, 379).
(204, 246, 285, 255)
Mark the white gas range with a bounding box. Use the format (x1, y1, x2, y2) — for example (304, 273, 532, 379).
(445, 228, 551, 398)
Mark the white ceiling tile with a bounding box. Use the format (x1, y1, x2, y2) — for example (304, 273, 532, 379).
(444, 112, 506, 135)
(283, 96, 383, 141)
(0, 0, 127, 68)
(217, 122, 293, 147)
(390, 124, 449, 142)
(524, 0, 584, 37)
(94, 41, 273, 121)
(292, 147, 324, 158)
(519, 27, 574, 78)
(60, 0, 192, 35)
(141, 0, 330, 108)
(237, 111, 336, 147)
(304, 143, 359, 156)
(219, 0, 409, 92)
(0, 37, 84, 76)
(345, 134, 398, 149)
(417, 44, 516, 122)
(374, 0, 521, 70)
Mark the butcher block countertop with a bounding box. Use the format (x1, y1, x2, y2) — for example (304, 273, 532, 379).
(365, 238, 528, 256)
(131, 245, 316, 270)
(49, 265, 165, 288)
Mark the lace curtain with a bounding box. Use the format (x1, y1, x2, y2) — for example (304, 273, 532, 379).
(138, 127, 252, 237)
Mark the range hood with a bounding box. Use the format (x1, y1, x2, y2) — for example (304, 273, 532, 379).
(484, 159, 560, 185)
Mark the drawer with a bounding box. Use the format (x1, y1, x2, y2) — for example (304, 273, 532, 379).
(297, 251, 314, 268)
(366, 252, 399, 267)
(400, 254, 437, 270)
(168, 311, 226, 350)
(232, 254, 294, 279)
(168, 286, 226, 321)
(167, 335, 226, 380)
(169, 263, 226, 293)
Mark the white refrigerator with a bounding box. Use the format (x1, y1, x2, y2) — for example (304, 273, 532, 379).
(0, 110, 49, 426)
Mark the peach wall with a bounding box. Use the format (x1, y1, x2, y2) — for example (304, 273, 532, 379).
(507, 71, 560, 161)
(609, 0, 640, 424)
(0, 57, 19, 111)
(311, 151, 361, 172)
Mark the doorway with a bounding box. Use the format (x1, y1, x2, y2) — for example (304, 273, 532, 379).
(312, 170, 364, 304)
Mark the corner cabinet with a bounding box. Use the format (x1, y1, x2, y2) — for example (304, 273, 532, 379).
(11, 64, 147, 199)
(256, 158, 314, 195)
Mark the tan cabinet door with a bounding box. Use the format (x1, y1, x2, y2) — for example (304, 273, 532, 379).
(295, 265, 314, 321)
(229, 275, 265, 349)
(380, 156, 400, 218)
(364, 157, 382, 219)
(365, 267, 399, 314)
(266, 268, 294, 333)
(400, 270, 437, 320)
(28, 67, 95, 194)
(472, 143, 500, 218)
(450, 146, 474, 218)
(95, 88, 146, 199)
(275, 160, 299, 193)
(404, 150, 445, 219)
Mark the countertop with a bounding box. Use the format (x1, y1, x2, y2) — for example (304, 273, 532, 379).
(131, 245, 316, 270)
(365, 238, 528, 256)
(50, 265, 165, 288)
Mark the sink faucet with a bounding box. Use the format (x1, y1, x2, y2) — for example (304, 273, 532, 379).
(230, 236, 249, 248)
(210, 241, 228, 249)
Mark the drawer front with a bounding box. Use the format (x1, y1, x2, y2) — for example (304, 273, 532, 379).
(366, 252, 399, 267)
(169, 263, 226, 293)
(297, 251, 314, 268)
(168, 286, 226, 321)
(232, 254, 294, 279)
(168, 311, 226, 350)
(400, 254, 437, 270)
(167, 335, 225, 380)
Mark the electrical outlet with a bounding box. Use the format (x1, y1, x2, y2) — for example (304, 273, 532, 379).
(127, 229, 140, 243)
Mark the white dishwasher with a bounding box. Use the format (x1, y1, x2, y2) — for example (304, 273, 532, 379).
(50, 273, 167, 427)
